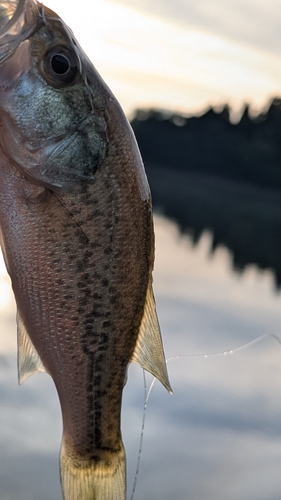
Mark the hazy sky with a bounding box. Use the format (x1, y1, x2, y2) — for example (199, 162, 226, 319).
(46, 0, 281, 119)
(112, 0, 281, 56)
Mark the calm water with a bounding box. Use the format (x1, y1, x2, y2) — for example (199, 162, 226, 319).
(1, 214, 281, 500)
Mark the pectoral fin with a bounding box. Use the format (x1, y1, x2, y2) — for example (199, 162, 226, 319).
(17, 311, 46, 385)
(131, 280, 172, 393)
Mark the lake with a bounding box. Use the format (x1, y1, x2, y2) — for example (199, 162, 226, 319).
(1, 214, 281, 500)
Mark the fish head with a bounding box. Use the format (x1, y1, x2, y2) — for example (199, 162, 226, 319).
(0, 0, 108, 192)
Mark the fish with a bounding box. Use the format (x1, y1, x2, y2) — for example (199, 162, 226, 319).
(0, 0, 171, 499)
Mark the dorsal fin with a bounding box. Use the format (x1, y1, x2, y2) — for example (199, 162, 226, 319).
(17, 311, 46, 385)
(131, 280, 172, 393)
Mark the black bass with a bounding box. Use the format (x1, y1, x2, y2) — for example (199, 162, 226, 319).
(0, 1, 171, 499)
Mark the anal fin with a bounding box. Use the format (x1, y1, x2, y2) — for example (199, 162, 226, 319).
(131, 280, 172, 393)
(17, 311, 46, 385)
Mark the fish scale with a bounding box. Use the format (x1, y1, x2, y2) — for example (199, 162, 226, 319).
(19, 166, 145, 453)
(0, 1, 171, 499)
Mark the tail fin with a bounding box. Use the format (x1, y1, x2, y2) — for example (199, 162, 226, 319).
(60, 439, 126, 500)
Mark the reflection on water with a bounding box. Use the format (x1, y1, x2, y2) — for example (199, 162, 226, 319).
(128, 336, 281, 500)
(131, 104, 281, 287)
(1, 215, 281, 499)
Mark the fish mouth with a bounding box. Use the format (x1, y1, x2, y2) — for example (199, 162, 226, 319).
(0, 0, 20, 32)
(0, 0, 38, 62)
(0, 0, 29, 38)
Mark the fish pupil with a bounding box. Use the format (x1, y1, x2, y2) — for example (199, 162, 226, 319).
(51, 54, 70, 75)
(43, 46, 78, 86)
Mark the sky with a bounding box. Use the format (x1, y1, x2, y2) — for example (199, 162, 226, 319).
(44, 0, 281, 119)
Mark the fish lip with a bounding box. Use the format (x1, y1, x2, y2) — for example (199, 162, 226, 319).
(0, 0, 38, 37)
(0, 0, 39, 63)
(0, 0, 26, 37)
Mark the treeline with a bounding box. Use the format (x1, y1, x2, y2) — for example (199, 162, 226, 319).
(131, 99, 281, 191)
(130, 99, 281, 287)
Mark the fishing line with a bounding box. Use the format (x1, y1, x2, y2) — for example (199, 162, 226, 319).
(129, 369, 149, 500)
(164, 333, 281, 363)
(130, 333, 281, 499)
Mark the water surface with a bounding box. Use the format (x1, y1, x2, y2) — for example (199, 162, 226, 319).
(1, 215, 281, 499)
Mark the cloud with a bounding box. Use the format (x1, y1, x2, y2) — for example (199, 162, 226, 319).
(110, 0, 281, 57)
(44, 0, 281, 116)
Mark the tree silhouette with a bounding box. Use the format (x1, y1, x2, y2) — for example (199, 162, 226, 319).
(131, 99, 281, 287)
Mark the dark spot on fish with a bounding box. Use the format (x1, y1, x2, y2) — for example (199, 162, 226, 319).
(101, 333, 109, 342)
(97, 345, 107, 352)
(67, 252, 76, 261)
(76, 260, 85, 272)
(95, 390, 106, 398)
(90, 241, 102, 249)
(86, 340, 97, 350)
(83, 249, 94, 260)
(93, 293, 102, 300)
(75, 230, 89, 245)
(82, 272, 91, 282)
(70, 209, 81, 216)
(93, 375, 101, 386)
(104, 246, 113, 255)
(95, 353, 105, 363)
(102, 278, 109, 287)
(93, 209, 102, 217)
(92, 311, 103, 318)
(89, 454, 101, 463)
(107, 423, 114, 433)
(110, 295, 118, 305)
(102, 321, 110, 328)
(83, 287, 92, 298)
(85, 309, 95, 318)
(94, 362, 102, 373)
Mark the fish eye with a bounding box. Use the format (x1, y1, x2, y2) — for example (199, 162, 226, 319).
(43, 46, 78, 87)
(51, 54, 71, 75)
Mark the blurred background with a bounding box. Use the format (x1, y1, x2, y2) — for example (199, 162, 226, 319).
(1, 0, 281, 499)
